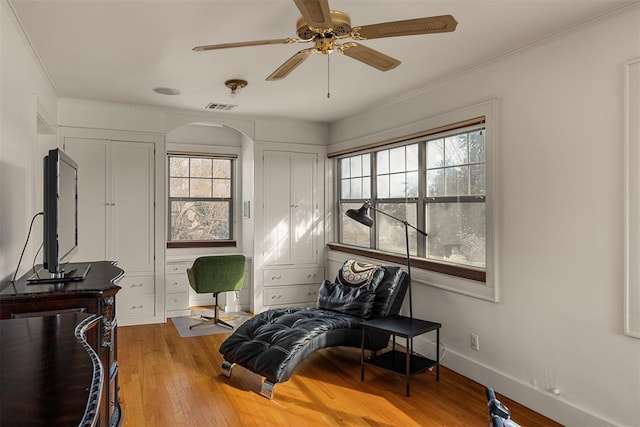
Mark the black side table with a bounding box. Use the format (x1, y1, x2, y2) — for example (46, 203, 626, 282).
(361, 314, 441, 396)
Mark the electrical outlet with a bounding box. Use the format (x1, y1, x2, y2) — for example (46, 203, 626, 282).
(470, 333, 480, 351)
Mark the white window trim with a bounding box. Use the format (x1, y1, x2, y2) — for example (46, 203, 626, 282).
(624, 58, 640, 338)
(334, 99, 500, 302)
(166, 142, 241, 243)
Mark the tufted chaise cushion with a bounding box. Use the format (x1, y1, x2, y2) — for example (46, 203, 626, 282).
(219, 264, 408, 386)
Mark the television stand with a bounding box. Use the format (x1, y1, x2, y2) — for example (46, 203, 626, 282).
(26, 262, 92, 284)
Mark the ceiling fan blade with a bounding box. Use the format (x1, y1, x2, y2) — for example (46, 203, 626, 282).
(293, 0, 332, 29)
(193, 38, 298, 51)
(352, 15, 458, 40)
(266, 48, 314, 81)
(340, 42, 400, 72)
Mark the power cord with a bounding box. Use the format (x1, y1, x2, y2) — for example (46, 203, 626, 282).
(11, 212, 43, 283)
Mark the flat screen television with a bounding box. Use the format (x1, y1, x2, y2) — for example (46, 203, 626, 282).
(28, 148, 90, 283)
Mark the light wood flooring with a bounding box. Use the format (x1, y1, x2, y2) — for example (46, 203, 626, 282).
(118, 320, 561, 426)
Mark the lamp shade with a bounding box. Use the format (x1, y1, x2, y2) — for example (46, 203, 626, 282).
(345, 204, 373, 227)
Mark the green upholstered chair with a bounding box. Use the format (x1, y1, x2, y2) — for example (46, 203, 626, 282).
(186, 254, 246, 330)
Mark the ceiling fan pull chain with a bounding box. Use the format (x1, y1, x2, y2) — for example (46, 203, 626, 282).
(327, 54, 331, 99)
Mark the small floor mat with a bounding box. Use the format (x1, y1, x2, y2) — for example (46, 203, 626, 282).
(171, 308, 250, 338)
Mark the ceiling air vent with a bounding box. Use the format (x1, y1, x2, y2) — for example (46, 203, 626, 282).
(205, 103, 237, 111)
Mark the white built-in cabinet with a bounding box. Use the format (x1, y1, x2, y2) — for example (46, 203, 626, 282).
(255, 149, 325, 313)
(62, 133, 160, 326)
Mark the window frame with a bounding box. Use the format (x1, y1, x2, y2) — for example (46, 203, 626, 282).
(330, 100, 499, 301)
(166, 152, 237, 248)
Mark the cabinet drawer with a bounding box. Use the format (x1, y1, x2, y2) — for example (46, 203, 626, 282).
(118, 275, 154, 296)
(117, 294, 155, 317)
(264, 284, 319, 306)
(166, 262, 191, 274)
(166, 292, 189, 311)
(166, 272, 190, 294)
(264, 267, 324, 286)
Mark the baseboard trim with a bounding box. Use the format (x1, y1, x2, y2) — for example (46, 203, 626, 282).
(410, 334, 615, 426)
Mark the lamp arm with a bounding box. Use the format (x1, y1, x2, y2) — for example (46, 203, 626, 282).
(366, 203, 428, 237)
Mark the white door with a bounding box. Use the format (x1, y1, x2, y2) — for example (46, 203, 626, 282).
(263, 151, 292, 264)
(291, 153, 317, 264)
(110, 141, 154, 274)
(63, 138, 108, 262)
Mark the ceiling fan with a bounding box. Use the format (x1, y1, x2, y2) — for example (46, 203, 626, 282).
(193, 0, 457, 81)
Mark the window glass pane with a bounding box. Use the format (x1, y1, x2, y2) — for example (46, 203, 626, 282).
(389, 173, 407, 198)
(376, 203, 418, 255)
(341, 158, 351, 179)
(445, 135, 468, 166)
(389, 147, 406, 173)
(362, 178, 371, 199)
(190, 178, 212, 197)
(169, 177, 189, 197)
(427, 169, 444, 197)
(406, 144, 419, 171)
(351, 177, 363, 199)
(406, 171, 419, 197)
(377, 175, 390, 199)
(469, 131, 485, 164)
(212, 159, 231, 178)
(170, 200, 230, 240)
(470, 164, 486, 195)
(350, 156, 362, 177)
(213, 178, 231, 198)
(341, 179, 351, 199)
(445, 166, 469, 196)
(426, 202, 485, 268)
(377, 151, 389, 174)
(362, 153, 371, 176)
(427, 139, 444, 169)
(190, 158, 212, 178)
(170, 157, 189, 177)
(341, 203, 371, 247)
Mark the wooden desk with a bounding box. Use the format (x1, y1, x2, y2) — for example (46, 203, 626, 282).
(0, 313, 103, 426)
(0, 261, 124, 427)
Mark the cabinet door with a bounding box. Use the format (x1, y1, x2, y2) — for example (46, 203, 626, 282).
(263, 151, 317, 266)
(63, 138, 109, 262)
(291, 153, 317, 264)
(110, 142, 154, 274)
(263, 151, 292, 264)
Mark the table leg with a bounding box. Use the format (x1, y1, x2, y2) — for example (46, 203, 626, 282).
(405, 338, 411, 397)
(360, 328, 365, 382)
(436, 328, 440, 381)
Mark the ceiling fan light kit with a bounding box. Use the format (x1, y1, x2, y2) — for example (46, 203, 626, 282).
(194, 0, 457, 82)
(225, 79, 248, 97)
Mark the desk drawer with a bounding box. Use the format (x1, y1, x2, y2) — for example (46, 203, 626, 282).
(166, 273, 189, 294)
(166, 292, 189, 311)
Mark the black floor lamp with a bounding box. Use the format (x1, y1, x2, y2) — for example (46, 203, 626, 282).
(345, 200, 428, 319)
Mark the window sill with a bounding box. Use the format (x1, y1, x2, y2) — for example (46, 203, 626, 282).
(327, 243, 486, 283)
(167, 241, 237, 249)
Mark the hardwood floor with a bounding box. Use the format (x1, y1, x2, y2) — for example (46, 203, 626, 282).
(118, 321, 560, 426)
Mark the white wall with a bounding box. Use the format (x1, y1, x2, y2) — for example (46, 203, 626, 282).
(329, 5, 640, 426)
(0, 1, 58, 282)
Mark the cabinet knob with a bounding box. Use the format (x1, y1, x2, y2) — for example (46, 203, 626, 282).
(271, 275, 282, 280)
(131, 305, 143, 310)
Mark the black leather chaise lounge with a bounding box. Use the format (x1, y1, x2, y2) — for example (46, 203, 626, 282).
(219, 260, 408, 398)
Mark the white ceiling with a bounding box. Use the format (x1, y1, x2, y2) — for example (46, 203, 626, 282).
(9, 0, 635, 123)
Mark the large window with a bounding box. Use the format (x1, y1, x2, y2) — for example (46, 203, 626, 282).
(337, 125, 486, 275)
(168, 153, 235, 246)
